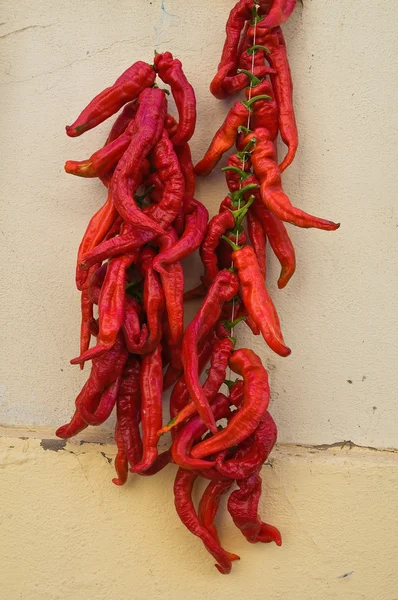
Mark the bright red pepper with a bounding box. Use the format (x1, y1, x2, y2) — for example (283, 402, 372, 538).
(191, 348, 270, 459)
(66, 61, 155, 137)
(154, 52, 196, 146)
(173, 468, 239, 574)
(131, 344, 163, 473)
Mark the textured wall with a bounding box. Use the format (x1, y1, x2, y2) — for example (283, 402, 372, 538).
(0, 0, 397, 449)
(1, 436, 397, 599)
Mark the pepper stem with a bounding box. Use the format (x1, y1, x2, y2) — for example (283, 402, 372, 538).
(134, 184, 155, 204)
(223, 315, 247, 330)
(229, 183, 259, 206)
(237, 69, 262, 87)
(224, 378, 239, 389)
(247, 44, 271, 56)
(221, 165, 250, 180)
(221, 235, 242, 252)
(243, 94, 272, 112)
(231, 195, 255, 230)
(237, 125, 252, 135)
(236, 137, 257, 160)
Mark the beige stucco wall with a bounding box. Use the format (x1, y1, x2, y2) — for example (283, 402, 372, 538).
(1, 0, 398, 598)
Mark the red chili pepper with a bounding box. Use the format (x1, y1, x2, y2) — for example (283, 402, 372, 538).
(253, 195, 296, 288)
(200, 210, 236, 284)
(76, 194, 118, 290)
(65, 132, 131, 178)
(56, 334, 128, 439)
(153, 195, 208, 274)
(79, 287, 94, 370)
(66, 61, 155, 137)
(71, 253, 137, 364)
(112, 422, 129, 486)
(78, 376, 121, 426)
(144, 130, 185, 229)
(138, 449, 171, 476)
(116, 357, 143, 469)
(105, 100, 138, 144)
(191, 348, 270, 459)
(215, 0, 253, 75)
(159, 338, 234, 435)
(216, 411, 277, 479)
(227, 471, 282, 545)
(246, 79, 279, 141)
(125, 247, 165, 354)
(175, 144, 196, 196)
(182, 270, 239, 433)
(248, 128, 340, 230)
(198, 479, 233, 544)
(79, 223, 155, 271)
(232, 244, 291, 356)
(131, 344, 163, 473)
(122, 295, 143, 348)
(173, 468, 239, 574)
(169, 331, 216, 422)
(155, 227, 184, 357)
(154, 52, 196, 146)
(194, 102, 250, 176)
(172, 393, 232, 471)
(246, 208, 267, 280)
(110, 88, 167, 233)
(257, 0, 296, 30)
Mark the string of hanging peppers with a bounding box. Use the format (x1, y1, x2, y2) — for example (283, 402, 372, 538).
(57, 0, 339, 574)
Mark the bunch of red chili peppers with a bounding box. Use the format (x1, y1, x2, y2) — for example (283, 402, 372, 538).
(58, 0, 339, 574)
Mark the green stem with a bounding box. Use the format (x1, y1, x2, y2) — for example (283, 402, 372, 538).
(237, 125, 252, 135)
(221, 235, 242, 252)
(229, 183, 259, 206)
(221, 165, 250, 180)
(134, 184, 155, 204)
(247, 44, 271, 56)
(243, 94, 272, 112)
(236, 137, 257, 160)
(223, 315, 247, 330)
(237, 69, 262, 87)
(232, 195, 255, 230)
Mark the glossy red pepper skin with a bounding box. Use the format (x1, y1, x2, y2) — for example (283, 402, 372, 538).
(159, 338, 234, 434)
(233, 245, 291, 357)
(175, 144, 196, 196)
(169, 332, 216, 423)
(56, 334, 128, 439)
(247, 208, 267, 280)
(76, 194, 117, 290)
(213, 0, 253, 76)
(116, 357, 143, 469)
(110, 88, 167, 233)
(257, 0, 296, 30)
(66, 61, 155, 137)
(79, 223, 155, 270)
(122, 296, 142, 348)
(172, 393, 232, 471)
(105, 100, 138, 144)
(198, 480, 233, 544)
(71, 253, 137, 364)
(79, 376, 121, 426)
(154, 52, 196, 147)
(79, 287, 94, 369)
(144, 130, 185, 229)
(195, 102, 250, 176)
(131, 344, 163, 473)
(246, 79, 279, 142)
(125, 247, 165, 355)
(227, 471, 282, 546)
(248, 128, 339, 230)
(191, 348, 270, 459)
(182, 270, 239, 433)
(153, 196, 208, 274)
(253, 195, 296, 288)
(65, 132, 131, 178)
(216, 411, 277, 479)
(156, 227, 184, 357)
(113, 423, 129, 486)
(173, 468, 239, 574)
(200, 210, 236, 284)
